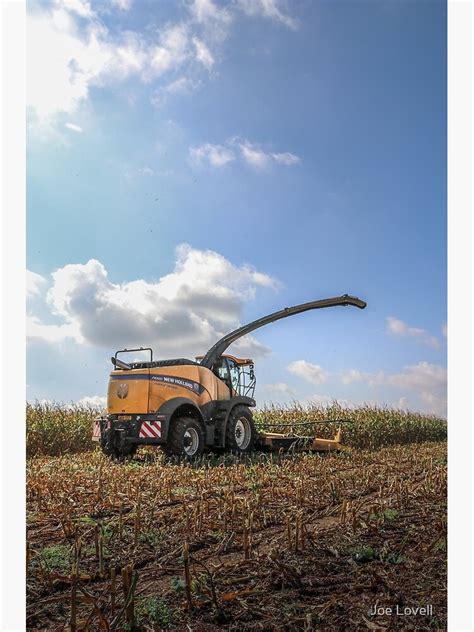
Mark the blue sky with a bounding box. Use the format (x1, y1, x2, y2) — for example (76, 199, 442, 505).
(26, 0, 447, 416)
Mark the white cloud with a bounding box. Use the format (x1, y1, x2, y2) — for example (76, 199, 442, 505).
(271, 152, 300, 165)
(236, 0, 298, 30)
(150, 23, 191, 76)
(235, 139, 301, 170)
(65, 0, 95, 19)
(393, 396, 409, 409)
(65, 122, 83, 133)
(151, 76, 202, 107)
(139, 166, 154, 176)
(388, 362, 447, 417)
(263, 382, 295, 397)
(111, 0, 133, 10)
(26, 5, 206, 122)
(27, 315, 82, 344)
(190, 138, 301, 170)
(189, 0, 232, 26)
(27, 244, 278, 359)
(239, 141, 272, 169)
(27, 269, 47, 298)
(193, 37, 215, 70)
(340, 361, 447, 417)
(27, 0, 299, 125)
(189, 143, 235, 167)
(165, 76, 201, 95)
(303, 394, 344, 407)
(386, 316, 441, 348)
(341, 369, 364, 384)
(77, 395, 107, 407)
(27, 5, 154, 120)
(287, 360, 327, 385)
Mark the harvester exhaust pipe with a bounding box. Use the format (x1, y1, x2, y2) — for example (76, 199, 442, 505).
(200, 294, 367, 369)
(111, 357, 132, 371)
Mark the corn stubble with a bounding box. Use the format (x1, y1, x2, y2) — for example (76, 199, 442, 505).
(26, 403, 447, 630)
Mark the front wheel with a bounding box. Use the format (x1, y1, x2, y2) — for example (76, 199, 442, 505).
(225, 406, 257, 454)
(164, 417, 205, 460)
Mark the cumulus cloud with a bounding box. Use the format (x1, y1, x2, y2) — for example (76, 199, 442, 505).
(341, 369, 364, 384)
(303, 394, 343, 407)
(27, 315, 82, 343)
(287, 360, 327, 385)
(27, 244, 278, 359)
(27, 0, 298, 124)
(386, 316, 441, 349)
(27, 4, 215, 122)
(27, 269, 47, 298)
(236, 0, 298, 30)
(77, 395, 107, 407)
(341, 362, 447, 417)
(190, 138, 300, 170)
(263, 382, 295, 397)
(27, 5, 150, 120)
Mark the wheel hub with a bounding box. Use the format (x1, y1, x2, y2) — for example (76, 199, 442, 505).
(183, 428, 199, 456)
(235, 417, 251, 449)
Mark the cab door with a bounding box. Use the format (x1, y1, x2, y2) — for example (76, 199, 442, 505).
(225, 357, 241, 396)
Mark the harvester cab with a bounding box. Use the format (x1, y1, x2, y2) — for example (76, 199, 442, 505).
(195, 354, 256, 398)
(92, 294, 366, 459)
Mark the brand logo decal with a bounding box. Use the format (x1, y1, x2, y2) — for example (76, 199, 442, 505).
(117, 383, 129, 399)
(150, 375, 205, 394)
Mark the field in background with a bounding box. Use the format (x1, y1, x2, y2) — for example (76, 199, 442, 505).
(26, 401, 447, 457)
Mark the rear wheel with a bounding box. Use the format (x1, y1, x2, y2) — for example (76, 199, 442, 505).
(164, 417, 205, 460)
(225, 406, 256, 454)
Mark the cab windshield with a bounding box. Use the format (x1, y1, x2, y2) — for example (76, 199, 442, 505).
(214, 357, 256, 398)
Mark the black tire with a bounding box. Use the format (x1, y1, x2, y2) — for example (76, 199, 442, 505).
(164, 417, 205, 460)
(115, 444, 137, 459)
(101, 444, 137, 459)
(225, 406, 257, 454)
(100, 428, 137, 459)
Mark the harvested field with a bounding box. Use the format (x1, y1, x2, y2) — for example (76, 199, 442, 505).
(27, 440, 447, 630)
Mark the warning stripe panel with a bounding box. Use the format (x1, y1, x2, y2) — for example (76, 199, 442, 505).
(139, 421, 161, 439)
(92, 420, 101, 438)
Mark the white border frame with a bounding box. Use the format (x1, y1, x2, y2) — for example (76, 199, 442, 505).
(447, 1, 473, 631)
(1, 0, 26, 630)
(0, 0, 472, 629)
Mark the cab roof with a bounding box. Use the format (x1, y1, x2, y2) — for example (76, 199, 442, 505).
(195, 354, 253, 366)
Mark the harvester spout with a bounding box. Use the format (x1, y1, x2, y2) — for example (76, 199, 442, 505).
(199, 294, 366, 369)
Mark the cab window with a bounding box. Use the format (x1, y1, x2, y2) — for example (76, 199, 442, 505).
(226, 358, 240, 392)
(213, 359, 229, 383)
